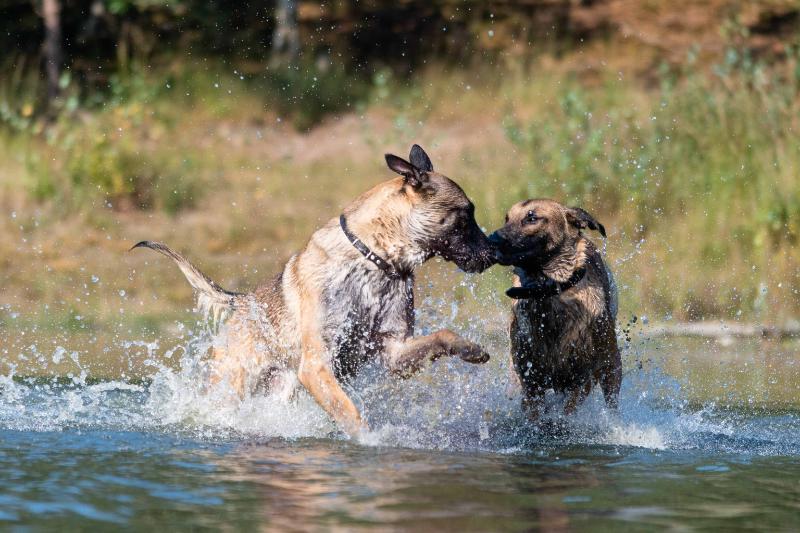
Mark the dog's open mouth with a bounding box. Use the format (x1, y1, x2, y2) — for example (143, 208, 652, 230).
(494, 248, 540, 267)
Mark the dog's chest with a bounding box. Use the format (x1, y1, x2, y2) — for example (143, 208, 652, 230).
(512, 293, 599, 385)
(322, 266, 413, 378)
(514, 296, 591, 347)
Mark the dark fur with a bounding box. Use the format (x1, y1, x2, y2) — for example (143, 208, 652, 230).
(489, 199, 621, 417)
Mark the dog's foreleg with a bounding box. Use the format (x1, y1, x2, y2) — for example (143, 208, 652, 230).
(600, 348, 622, 410)
(296, 291, 366, 437)
(594, 323, 622, 409)
(385, 329, 490, 377)
(298, 355, 365, 436)
(522, 390, 545, 421)
(563, 380, 593, 416)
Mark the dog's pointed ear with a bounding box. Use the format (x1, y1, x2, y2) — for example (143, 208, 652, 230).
(385, 153, 428, 189)
(409, 144, 433, 172)
(566, 207, 606, 237)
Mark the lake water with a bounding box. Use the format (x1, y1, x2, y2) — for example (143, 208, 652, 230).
(1, 331, 799, 530)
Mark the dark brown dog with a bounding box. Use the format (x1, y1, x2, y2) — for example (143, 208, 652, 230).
(132, 145, 495, 437)
(489, 199, 621, 418)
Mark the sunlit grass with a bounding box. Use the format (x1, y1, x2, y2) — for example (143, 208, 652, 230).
(1, 51, 800, 381)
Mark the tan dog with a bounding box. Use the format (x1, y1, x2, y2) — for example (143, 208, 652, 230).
(132, 145, 495, 436)
(489, 199, 621, 418)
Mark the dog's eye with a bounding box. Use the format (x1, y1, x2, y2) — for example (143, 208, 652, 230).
(524, 211, 540, 225)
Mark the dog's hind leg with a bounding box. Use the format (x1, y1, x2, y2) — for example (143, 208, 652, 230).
(206, 317, 261, 398)
(208, 346, 247, 398)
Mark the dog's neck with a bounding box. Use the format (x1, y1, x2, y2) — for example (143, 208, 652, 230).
(342, 195, 428, 276)
(340, 215, 406, 279)
(515, 237, 588, 284)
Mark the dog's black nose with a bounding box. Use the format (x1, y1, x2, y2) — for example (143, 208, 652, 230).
(487, 231, 503, 246)
(488, 232, 512, 266)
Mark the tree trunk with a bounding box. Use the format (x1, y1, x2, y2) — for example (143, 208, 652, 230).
(271, 0, 300, 66)
(42, 0, 62, 103)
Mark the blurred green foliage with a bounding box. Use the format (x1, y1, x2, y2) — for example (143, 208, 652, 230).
(2, 59, 371, 211)
(503, 45, 800, 251)
(1, 0, 800, 324)
(265, 63, 371, 130)
(496, 45, 800, 320)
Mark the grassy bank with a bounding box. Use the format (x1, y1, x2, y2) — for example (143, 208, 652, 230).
(1, 50, 799, 376)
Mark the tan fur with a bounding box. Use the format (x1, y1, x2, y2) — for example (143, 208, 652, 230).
(134, 146, 495, 437)
(490, 199, 621, 418)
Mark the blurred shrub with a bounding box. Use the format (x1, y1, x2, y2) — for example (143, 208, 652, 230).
(63, 134, 200, 213)
(23, 98, 202, 214)
(503, 46, 800, 249)
(263, 63, 370, 130)
(0, 57, 199, 214)
(498, 46, 800, 320)
(6, 59, 373, 215)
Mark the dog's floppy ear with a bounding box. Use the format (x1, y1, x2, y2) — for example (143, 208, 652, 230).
(566, 207, 606, 237)
(409, 144, 433, 172)
(385, 152, 428, 189)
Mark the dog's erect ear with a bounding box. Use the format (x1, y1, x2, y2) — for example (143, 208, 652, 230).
(385, 153, 428, 189)
(409, 144, 433, 172)
(566, 207, 606, 238)
(385, 153, 415, 176)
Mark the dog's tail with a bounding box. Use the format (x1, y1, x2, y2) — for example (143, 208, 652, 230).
(130, 241, 245, 323)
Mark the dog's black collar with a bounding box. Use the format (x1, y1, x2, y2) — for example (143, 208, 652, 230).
(506, 267, 587, 300)
(340, 214, 406, 280)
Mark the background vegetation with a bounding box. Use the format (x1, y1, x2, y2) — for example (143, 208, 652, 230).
(1, 0, 800, 377)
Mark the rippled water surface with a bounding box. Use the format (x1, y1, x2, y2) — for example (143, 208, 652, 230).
(2, 427, 799, 531)
(1, 330, 799, 530)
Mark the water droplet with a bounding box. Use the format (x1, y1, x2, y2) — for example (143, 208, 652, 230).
(52, 346, 66, 364)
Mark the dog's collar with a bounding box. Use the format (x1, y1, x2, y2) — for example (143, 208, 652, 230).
(340, 214, 407, 280)
(506, 267, 586, 300)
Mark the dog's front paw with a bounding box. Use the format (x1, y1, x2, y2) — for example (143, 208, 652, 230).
(437, 329, 490, 364)
(455, 341, 490, 364)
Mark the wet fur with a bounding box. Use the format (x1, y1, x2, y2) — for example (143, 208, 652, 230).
(133, 145, 495, 436)
(490, 199, 621, 417)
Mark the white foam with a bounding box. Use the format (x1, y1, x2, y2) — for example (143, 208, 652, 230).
(2, 280, 797, 457)
(604, 424, 666, 449)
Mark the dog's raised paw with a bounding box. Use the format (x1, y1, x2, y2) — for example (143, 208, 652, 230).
(457, 342, 491, 364)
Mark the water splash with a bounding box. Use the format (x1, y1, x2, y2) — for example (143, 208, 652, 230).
(0, 338, 796, 456)
(1, 275, 798, 457)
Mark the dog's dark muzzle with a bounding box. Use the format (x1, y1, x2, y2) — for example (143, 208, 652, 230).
(445, 240, 496, 273)
(488, 231, 515, 266)
(455, 251, 495, 273)
(435, 222, 498, 273)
